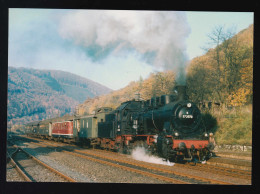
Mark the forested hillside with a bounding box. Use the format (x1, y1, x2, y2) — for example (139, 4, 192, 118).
(186, 24, 253, 145)
(187, 24, 253, 107)
(77, 71, 177, 115)
(8, 67, 112, 127)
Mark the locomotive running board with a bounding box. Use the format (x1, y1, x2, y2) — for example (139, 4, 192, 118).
(183, 157, 192, 160)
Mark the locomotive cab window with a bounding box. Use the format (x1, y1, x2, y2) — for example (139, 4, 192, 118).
(123, 110, 128, 116)
(117, 112, 121, 121)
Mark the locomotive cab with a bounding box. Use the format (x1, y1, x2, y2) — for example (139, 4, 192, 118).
(115, 100, 143, 135)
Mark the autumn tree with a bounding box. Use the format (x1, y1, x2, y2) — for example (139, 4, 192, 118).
(151, 71, 175, 96)
(187, 56, 215, 103)
(139, 73, 155, 100)
(192, 25, 254, 108)
(80, 71, 178, 113)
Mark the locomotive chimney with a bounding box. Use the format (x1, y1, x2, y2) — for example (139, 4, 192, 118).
(134, 93, 141, 101)
(175, 85, 188, 101)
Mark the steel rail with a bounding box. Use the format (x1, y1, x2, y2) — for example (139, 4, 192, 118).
(75, 149, 233, 185)
(216, 153, 251, 161)
(33, 141, 232, 184)
(21, 136, 248, 184)
(11, 145, 76, 182)
(196, 163, 251, 174)
(69, 142, 251, 178)
(206, 161, 251, 171)
(103, 147, 251, 177)
(7, 151, 32, 182)
(91, 145, 251, 179)
(179, 163, 252, 180)
(30, 141, 189, 184)
(62, 150, 189, 184)
(24, 149, 76, 182)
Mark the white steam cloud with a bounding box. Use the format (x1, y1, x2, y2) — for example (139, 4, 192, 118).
(131, 147, 174, 166)
(58, 10, 191, 84)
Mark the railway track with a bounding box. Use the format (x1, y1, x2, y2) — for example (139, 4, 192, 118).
(51, 138, 251, 182)
(179, 162, 251, 180)
(78, 142, 252, 181)
(13, 135, 251, 184)
(30, 141, 190, 184)
(30, 139, 233, 184)
(93, 148, 251, 180)
(6, 145, 76, 182)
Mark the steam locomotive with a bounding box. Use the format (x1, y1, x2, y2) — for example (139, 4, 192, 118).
(25, 85, 215, 163)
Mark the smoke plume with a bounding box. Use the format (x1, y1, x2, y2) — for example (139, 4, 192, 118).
(59, 10, 190, 84)
(131, 146, 174, 166)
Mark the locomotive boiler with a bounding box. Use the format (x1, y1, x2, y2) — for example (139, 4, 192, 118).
(132, 85, 202, 137)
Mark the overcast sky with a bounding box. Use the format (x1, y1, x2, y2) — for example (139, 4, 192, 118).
(8, 9, 253, 90)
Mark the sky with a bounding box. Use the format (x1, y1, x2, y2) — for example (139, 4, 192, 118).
(8, 9, 254, 90)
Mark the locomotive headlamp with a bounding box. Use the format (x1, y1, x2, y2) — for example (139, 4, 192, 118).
(153, 135, 158, 143)
(174, 132, 179, 137)
(187, 103, 192, 108)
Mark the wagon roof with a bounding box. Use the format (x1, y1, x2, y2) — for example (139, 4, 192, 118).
(25, 121, 41, 126)
(75, 114, 95, 119)
(39, 118, 53, 124)
(95, 107, 113, 113)
(51, 115, 74, 122)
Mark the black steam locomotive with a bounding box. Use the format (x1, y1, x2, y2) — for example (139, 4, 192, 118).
(25, 85, 215, 163)
(97, 85, 214, 162)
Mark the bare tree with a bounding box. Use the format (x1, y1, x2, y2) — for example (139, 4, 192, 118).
(188, 25, 252, 111)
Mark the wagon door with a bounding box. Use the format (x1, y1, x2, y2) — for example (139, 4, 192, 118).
(49, 122, 52, 136)
(92, 117, 98, 138)
(77, 119, 80, 133)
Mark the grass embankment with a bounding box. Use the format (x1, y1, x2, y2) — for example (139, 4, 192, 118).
(214, 105, 252, 146)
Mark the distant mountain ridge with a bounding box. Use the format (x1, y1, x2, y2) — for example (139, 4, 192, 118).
(8, 67, 112, 127)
